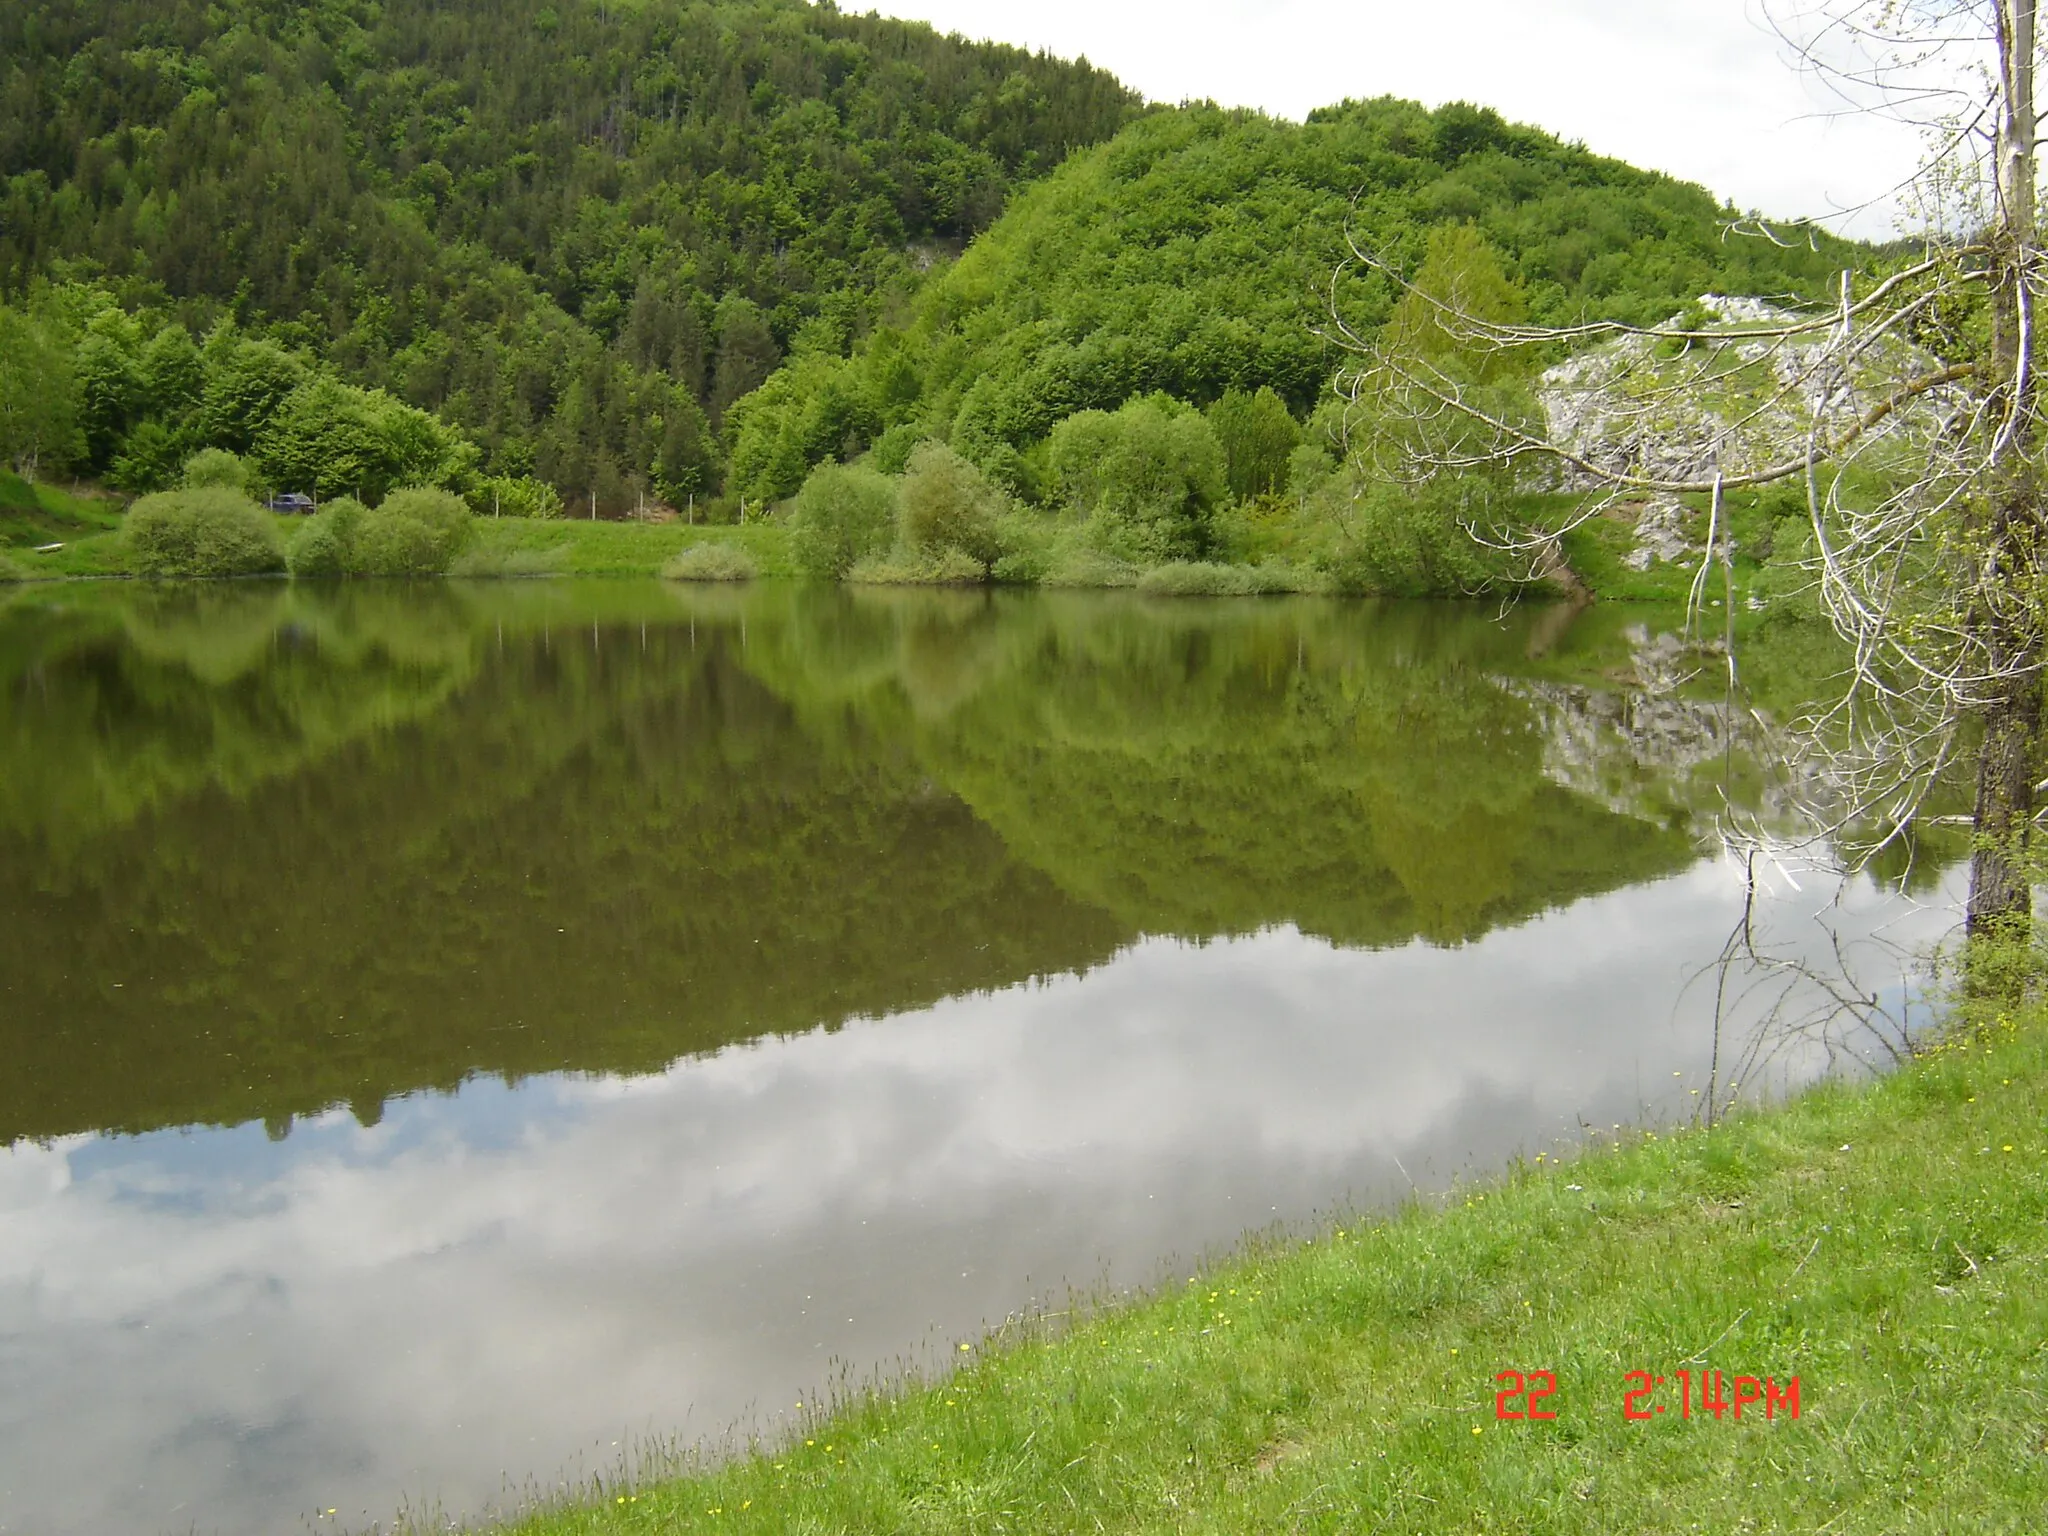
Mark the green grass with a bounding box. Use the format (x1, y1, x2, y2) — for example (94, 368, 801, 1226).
(661, 541, 761, 581)
(468, 520, 796, 577)
(1545, 487, 1801, 609)
(495, 1011, 2048, 1536)
(0, 472, 128, 575)
(0, 509, 797, 583)
(1133, 560, 1326, 597)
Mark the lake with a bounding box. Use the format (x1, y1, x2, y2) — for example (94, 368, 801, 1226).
(0, 580, 1958, 1536)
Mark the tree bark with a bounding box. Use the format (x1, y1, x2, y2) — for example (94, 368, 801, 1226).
(1967, 0, 2043, 938)
(1969, 667, 2042, 931)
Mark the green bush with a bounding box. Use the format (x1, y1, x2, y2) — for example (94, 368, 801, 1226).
(868, 422, 933, 477)
(1046, 396, 1226, 563)
(0, 551, 26, 583)
(180, 447, 259, 496)
(286, 497, 367, 577)
(899, 441, 1005, 568)
(1135, 560, 1312, 596)
(470, 474, 564, 520)
(351, 487, 472, 576)
(846, 547, 986, 584)
(662, 542, 759, 581)
(1040, 545, 1140, 587)
(788, 462, 898, 578)
(447, 539, 570, 577)
(285, 487, 471, 577)
(988, 509, 1059, 583)
(352, 510, 448, 575)
(1206, 388, 1300, 500)
(377, 487, 472, 545)
(124, 487, 287, 577)
(1316, 478, 1512, 597)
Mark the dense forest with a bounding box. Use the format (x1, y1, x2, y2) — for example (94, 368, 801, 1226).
(0, 0, 1137, 507)
(1, 0, 1870, 594)
(727, 100, 1858, 504)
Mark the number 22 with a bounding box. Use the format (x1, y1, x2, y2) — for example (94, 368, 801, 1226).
(1495, 1369, 1559, 1420)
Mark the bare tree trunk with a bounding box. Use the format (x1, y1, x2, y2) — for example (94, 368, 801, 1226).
(1967, 0, 2043, 938)
(1971, 669, 2041, 929)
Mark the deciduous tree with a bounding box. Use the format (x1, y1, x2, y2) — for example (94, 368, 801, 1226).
(1335, 0, 2048, 944)
(0, 307, 81, 481)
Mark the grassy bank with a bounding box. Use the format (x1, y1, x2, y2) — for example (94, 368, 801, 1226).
(0, 472, 128, 576)
(456, 519, 798, 578)
(0, 510, 795, 583)
(3, 473, 1788, 611)
(2, 472, 1780, 606)
(496, 1011, 2047, 1535)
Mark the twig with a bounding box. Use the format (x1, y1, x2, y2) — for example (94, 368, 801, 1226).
(1787, 1235, 1824, 1285)
(1680, 1308, 1752, 1366)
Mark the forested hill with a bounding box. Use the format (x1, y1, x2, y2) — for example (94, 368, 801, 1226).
(0, 0, 1138, 506)
(726, 99, 1862, 502)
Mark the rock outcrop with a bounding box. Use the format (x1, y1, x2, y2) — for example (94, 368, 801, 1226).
(1539, 294, 1957, 490)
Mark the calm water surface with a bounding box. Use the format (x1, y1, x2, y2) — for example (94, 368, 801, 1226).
(0, 581, 1956, 1535)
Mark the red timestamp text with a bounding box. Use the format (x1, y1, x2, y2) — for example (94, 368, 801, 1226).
(1492, 1369, 1802, 1422)
(1493, 1369, 1560, 1420)
(1623, 1369, 1799, 1421)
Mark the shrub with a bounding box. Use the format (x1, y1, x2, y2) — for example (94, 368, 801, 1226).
(1137, 561, 1272, 596)
(1206, 387, 1300, 500)
(1315, 478, 1511, 597)
(352, 509, 448, 575)
(1046, 396, 1226, 563)
(125, 487, 287, 577)
(0, 551, 25, 583)
(868, 422, 932, 476)
(662, 542, 759, 581)
(989, 508, 1058, 583)
(846, 547, 985, 584)
(354, 486, 473, 576)
(1136, 560, 1325, 596)
(181, 447, 259, 496)
(470, 474, 564, 520)
(899, 441, 1004, 568)
(285, 488, 471, 577)
(788, 462, 898, 578)
(448, 539, 569, 578)
(1041, 546, 1140, 587)
(378, 486, 471, 538)
(287, 498, 367, 577)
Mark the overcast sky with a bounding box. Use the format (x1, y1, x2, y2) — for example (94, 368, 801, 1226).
(863, 0, 1927, 237)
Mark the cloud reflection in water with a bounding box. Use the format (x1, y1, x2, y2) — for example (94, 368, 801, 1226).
(0, 857, 1956, 1536)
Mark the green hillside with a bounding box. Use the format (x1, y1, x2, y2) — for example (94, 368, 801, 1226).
(0, 0, 1137, 506)
(726, 99, 1861, 502)
(3, 4, 1867, 597)
(0, 469, 123, 549)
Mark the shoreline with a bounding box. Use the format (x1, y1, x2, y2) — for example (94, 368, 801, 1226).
(4, 513, 1724, 606)
(470, 1006, 2047, 1535)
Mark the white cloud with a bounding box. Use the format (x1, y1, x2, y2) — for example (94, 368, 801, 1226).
(863, 0, 1928, 236)
(0, 858, 1955, 1535)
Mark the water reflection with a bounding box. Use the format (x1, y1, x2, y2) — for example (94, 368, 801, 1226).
(0, 581, 1956, 1535)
